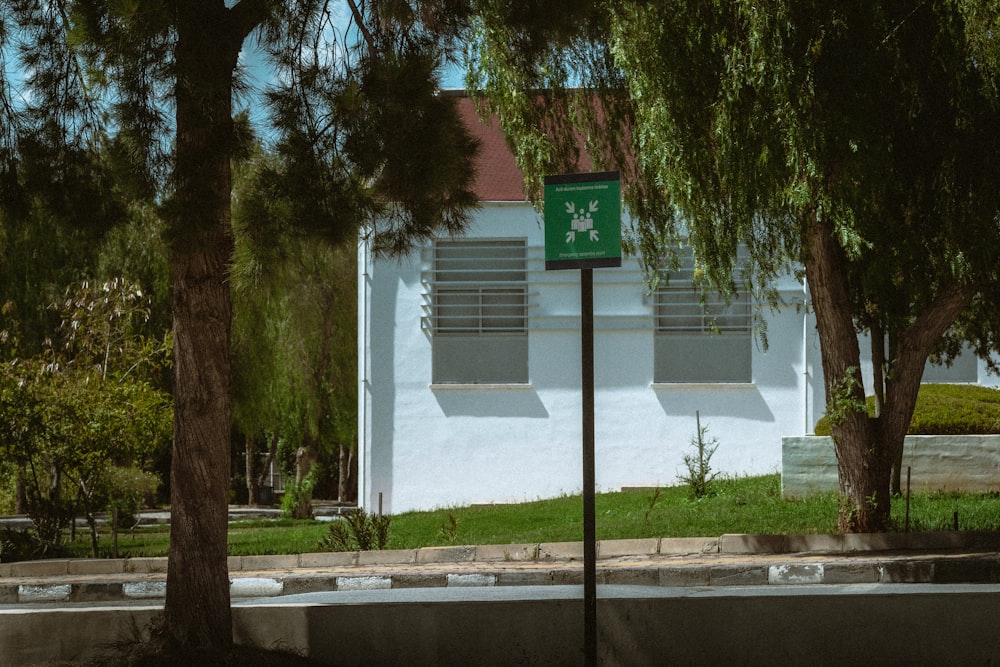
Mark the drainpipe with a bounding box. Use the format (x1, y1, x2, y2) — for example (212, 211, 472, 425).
(358, 234, 371, 511)
(802, 280, 811, 434)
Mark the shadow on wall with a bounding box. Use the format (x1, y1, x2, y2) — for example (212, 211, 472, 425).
(654, 384, 775, 422)
(432, 387, 550, 418)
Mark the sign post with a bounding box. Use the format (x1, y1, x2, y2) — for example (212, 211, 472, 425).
(543, 171, 621, 667)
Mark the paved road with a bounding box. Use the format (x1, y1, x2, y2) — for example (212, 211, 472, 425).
(3, 529, 1000, 606)
(3, 528, 1000, 665)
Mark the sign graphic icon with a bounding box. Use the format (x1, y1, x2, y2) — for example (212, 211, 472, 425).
(565, 200, 601, 243)
(544, 171, 622, 271)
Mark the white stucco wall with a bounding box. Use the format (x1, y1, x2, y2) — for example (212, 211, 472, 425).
(359, 203, 829, 513)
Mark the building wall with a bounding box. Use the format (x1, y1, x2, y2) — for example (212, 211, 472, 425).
(360, 203, 833, 513)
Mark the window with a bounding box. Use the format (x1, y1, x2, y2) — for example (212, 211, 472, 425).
(923, 348, 978, 383)
(653, 248, 751, 383)
(427, 239, 529, 384)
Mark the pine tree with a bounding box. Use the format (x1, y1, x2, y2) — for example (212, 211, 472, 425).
(2, 0, 478, 654)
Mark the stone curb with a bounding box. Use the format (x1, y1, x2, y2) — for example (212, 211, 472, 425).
(4, 553, 1000, 604)
(5, 530, 999, 579)
(2, 532, 999, 604)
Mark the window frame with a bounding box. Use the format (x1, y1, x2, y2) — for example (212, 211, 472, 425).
(426, 239, 530, 385)
(652, 246, 752, 384)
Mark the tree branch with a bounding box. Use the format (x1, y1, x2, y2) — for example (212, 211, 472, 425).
(228, 0, 278, 43)
(346, 0, 376, 52)
(881, 281, 973, 441)
(896, 282, 973, 371)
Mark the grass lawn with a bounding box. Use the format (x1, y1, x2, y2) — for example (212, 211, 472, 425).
(61, 474, 1000, 559)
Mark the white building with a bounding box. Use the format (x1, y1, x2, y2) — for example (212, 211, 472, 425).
(357, 95, 994, 514)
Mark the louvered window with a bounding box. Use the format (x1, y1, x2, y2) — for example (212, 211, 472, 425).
(428, 240, 529, 384)
(654, 247, 751, 383)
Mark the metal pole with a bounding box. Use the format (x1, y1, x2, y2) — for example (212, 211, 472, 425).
(581, 268, 597, 666)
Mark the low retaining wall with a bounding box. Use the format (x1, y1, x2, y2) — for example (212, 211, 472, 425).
(5, 585, 1000, 666)
(782, 434, 1000, 497)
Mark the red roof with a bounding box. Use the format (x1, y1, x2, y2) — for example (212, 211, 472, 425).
(450, 91, 610, 202)
(452, 94, 527, 202)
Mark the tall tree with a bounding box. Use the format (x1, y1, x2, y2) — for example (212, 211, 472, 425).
(466, 0, 1000, 532)
(231, 149, 358, 511)
(2, 0, 478, 655)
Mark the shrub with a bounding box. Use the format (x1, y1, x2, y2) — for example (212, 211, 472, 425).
(319, 507, 391, 552)
(678, 412, 719, 499)
(105, 466, 161, 528)
(281, 464, 319, 520)
(0, 527, 68, 563)
(814, 383, 1000, 436)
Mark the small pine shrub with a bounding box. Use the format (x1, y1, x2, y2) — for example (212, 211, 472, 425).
(678, 412, 719, 499)
(815, 383, 1000, 436)
(437, 513, 460, 544)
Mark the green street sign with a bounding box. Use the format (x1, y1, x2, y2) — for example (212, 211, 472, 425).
(544, 171, 622, 270)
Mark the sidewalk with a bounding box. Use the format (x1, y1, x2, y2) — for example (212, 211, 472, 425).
(3, 530, 1000, 605)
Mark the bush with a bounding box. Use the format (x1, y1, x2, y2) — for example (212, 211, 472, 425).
(678, 412, 719, 499)
(319, 507, 391, 552)
(281, 465, 318, 519)
(105, 466, 160, 527)
(815, 383, 1000, 436)
(0, 527, 69, 563)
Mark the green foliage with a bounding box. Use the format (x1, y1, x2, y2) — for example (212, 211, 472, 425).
(815, 384, 1000, 435)
(0, 526, 69, 563)
(467, 0, 1000, 532)
(0, 277, 170, 554)
(231, 150, 358, 500)
(0, 470, 16, 515)
(678, 413, 719, 499)
(281, 465, 320, 520)
(642, 488, 663, 529)
(95, 209, 172, 340)
(318, 508, 392, 552)
(437, 513, 461, 544)
(51, 277, 171, 382)
(104, 466, 160, 528)
(824, 368, 867, 431)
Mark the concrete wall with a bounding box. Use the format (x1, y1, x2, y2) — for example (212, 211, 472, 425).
(6, 585, 1000, 665)
(360, 203, 823, 513)
(782, 435, 1000, 497)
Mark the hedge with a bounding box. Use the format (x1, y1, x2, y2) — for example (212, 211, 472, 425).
(814, 383, 1000, 436)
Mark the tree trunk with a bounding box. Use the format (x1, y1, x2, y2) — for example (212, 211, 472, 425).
(165, 235, 234, 653)
(162, 2, 244, 654)
(871, 324, 905, 496)
(292, 445, 317, 518)
(245, 434, 259, 506)
(882, 283, 971, 503)
(336, 444, 358, 504)
(338, 444, 349, 502)
(806, 211, 972, 532)
(804, 211, 887, 532)
(257, 431, 278, 493)
(15, 474, 26, 515)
